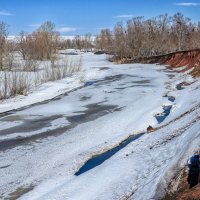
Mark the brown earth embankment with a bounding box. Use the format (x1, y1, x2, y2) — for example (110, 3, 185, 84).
(118, 49, 200, 77)
(163, 167, 200, 200)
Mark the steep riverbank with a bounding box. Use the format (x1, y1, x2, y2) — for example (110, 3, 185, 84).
(117, 49, 200, 77)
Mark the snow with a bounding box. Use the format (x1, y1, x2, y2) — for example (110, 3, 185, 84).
(0, 52, 102, 114)
(8, 36, 96, 42)
(0, 77, 82, 113)
(0, 53, 200, 200)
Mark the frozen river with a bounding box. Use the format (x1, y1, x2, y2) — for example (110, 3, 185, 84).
(1, 54, 199, 200)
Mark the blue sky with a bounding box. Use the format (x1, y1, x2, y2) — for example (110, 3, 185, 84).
(0, 0, 200, 35)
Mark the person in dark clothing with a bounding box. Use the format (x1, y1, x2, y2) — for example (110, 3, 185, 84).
(187, 154, 200, 188)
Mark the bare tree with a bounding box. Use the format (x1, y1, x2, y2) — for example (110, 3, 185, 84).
(95, 29, 113, 52)
(0, 22, 8, 70)
(113, 23, 127, 59)
(172, 13, 190, 51)
(74, 35, 83, 50)
(4, 40, 15, 70)
(17, 31, 28, 60)
(126, 17, 145, 58)
(83, 33, 93, 50)
(20, 21, 60, 61)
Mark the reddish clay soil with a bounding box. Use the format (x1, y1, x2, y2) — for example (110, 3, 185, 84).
(176, 184, 200, 200)
(163, 50, 200, 76)
(121, 49, 200, 77)
(163, 168, 200, 200)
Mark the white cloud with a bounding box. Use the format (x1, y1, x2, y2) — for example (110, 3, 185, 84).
(173, 2, 200, 6)
(114, 14, 133, 19)
(0, 10, 14, 16)
(57, 27, 77, 33)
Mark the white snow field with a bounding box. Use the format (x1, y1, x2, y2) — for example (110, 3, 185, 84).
(0, 53, 199, 200)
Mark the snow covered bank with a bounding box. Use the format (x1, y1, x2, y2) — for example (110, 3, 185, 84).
(0, 52, 104, 114)
(0, 75, 82, 114)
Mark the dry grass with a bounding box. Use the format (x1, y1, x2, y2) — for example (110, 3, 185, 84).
(43, 56, 82, 82)
(0, 71, 31, 100)
(0, 55, 82, 100)
(22, 59, 39, 72)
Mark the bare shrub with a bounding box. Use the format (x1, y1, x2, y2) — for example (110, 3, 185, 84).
(95, 29, 113, 52)
(4, 41, 16, 70)
(0, 72, 8, 99)
(9, 71, 30, 96)
(50, 54, 58, 68)
(22, 59, 39, 72)
(0, 71, 30, 99)
(43, 56, 82, 82)
(0, 21, 8, 70)
(17, 31, 29, 60)
(4, 51, 15, 71)
(33, 71, 43, 87)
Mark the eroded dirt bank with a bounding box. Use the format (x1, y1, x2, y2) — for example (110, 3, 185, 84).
(163, 167, 200, 200)
(119, 49, 200, 77)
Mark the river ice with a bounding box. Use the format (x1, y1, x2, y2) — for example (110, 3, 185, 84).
(0, 53, 199, 200)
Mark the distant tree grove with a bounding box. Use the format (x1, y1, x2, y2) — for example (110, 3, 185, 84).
(95, 13, 200, 59)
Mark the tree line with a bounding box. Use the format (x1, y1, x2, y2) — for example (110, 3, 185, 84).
(59, 34, 94, 50)
(0, 12, 199, 70)
(95, 13, 200, 59)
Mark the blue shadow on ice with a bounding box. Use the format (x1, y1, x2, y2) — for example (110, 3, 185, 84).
(155, 105, 172, 123)
(75, 133, 144, 176)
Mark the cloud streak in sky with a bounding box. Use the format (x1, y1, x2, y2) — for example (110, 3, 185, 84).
(114, 14, 133, 18)
(173, 2, 200, 6)
(57, 27, 77, 33)
(0, 10, 14, 16)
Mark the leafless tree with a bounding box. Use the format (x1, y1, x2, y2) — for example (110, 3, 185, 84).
(0, 22, 8, 70)
(83, 33, 93, 50)
(17, 31, 28, 60)
(172, 13, 190, 51)
(4, 40, 15, 70)
(95, 29, 113, 52)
